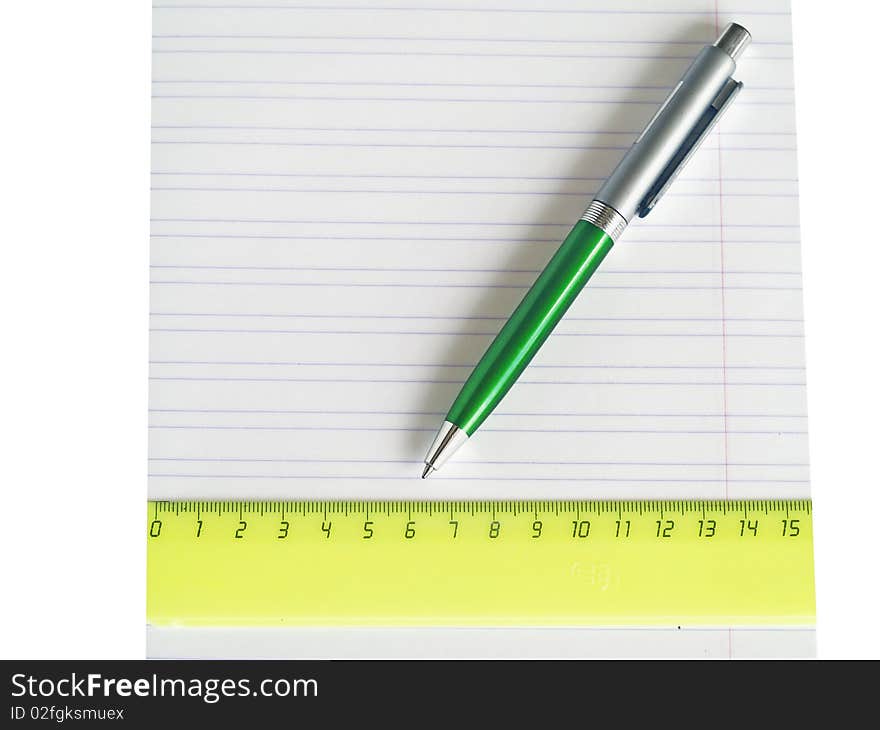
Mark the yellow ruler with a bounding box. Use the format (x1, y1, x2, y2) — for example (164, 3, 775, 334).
(147, 500, 815, 626)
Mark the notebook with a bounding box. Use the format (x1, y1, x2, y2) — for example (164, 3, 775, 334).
(149, 0, 810, 656)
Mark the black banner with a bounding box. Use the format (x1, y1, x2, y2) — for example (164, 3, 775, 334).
(3, 659, 831, 724)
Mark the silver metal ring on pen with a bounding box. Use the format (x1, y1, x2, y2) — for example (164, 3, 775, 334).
(580, 200, 628, 242)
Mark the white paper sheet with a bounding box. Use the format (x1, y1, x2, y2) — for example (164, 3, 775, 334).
(149, 0, 809, 657)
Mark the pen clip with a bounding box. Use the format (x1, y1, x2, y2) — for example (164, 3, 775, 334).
(637, 77, 743, 218)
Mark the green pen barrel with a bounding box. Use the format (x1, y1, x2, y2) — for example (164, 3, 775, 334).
(446, 220, 614, 435)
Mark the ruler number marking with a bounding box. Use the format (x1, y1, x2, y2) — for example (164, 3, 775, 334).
(146, 502, 809, 547)
(739, 519, 758, 537)
(782, 519, 800, 537)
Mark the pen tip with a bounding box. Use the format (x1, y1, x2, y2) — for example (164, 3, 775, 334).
(421, 464, 434, 480)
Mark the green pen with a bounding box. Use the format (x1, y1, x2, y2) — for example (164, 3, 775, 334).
(422, 23, 751, 478)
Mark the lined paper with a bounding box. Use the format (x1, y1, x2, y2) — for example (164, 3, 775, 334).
(149, 0, 807, 504)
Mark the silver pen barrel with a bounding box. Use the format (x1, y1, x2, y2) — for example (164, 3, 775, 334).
(592, 23, 751, 224)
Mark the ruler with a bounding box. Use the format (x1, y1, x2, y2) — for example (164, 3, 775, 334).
(147, 500, 815, 627)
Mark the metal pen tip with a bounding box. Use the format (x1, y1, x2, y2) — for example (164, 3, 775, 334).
(421, 421, 469, 477)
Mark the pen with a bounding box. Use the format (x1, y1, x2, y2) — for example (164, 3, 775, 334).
(422, 23, 751, 478)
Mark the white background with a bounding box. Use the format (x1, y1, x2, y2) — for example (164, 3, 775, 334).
(0, 1, 877, 659)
